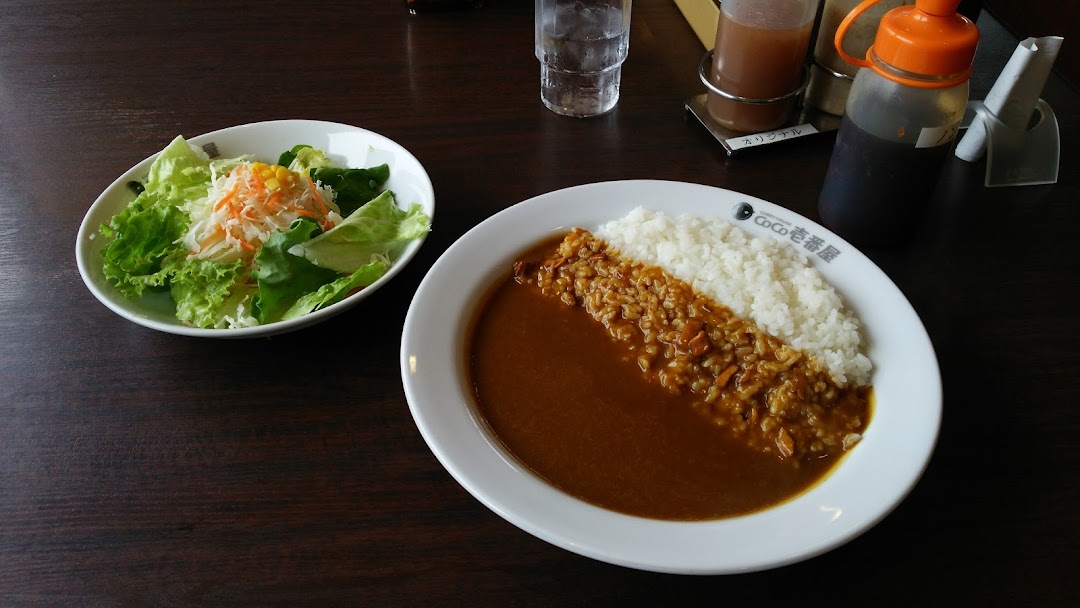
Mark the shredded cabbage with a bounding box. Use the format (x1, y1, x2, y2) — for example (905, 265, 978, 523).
(182, 162, 342, 264)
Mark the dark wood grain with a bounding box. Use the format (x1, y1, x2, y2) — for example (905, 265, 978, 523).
(1, 1, 1077, 605)
(983, 0, 1080, 88)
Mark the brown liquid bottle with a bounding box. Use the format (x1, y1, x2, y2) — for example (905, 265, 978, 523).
(705, 0, 820, 133)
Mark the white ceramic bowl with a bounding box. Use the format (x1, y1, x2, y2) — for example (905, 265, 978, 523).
(76, 120, 434, 338)
(400, 180, 941, 574)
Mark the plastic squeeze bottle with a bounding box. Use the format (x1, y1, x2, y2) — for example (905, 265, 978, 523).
(817, 0, 979, 247)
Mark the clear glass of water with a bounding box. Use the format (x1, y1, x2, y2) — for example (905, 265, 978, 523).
(535, 0, 632, 118)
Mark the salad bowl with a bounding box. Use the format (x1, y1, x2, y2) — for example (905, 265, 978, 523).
(76, 120, 435, 338)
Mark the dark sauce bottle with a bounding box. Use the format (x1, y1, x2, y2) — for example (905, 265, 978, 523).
(819, 115, 951, 247)
(817, 0, 979, 248)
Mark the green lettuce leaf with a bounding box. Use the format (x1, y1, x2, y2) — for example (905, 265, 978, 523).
(100, 192, 188, 297)
(286, 146, 334, 175)
(100, 135, 213, 298)
(278, 144, 311, 168)
(281, 259, 389, 320)
(251, 218, 340, 324)
(310, 163, 390, 216)
(164, 256, 253, 329)
(292, 190, 430, 274)
(144, 135, 215, 202)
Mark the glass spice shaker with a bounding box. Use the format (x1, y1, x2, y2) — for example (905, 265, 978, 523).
(804, 0, 913, 116)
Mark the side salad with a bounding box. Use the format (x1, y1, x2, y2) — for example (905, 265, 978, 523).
(98, 135, 431, 328)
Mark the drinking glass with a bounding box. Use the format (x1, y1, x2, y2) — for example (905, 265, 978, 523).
(535, 0, 632, 117)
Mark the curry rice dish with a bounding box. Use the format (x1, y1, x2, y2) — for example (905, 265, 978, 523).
(467, 208, 873, 521)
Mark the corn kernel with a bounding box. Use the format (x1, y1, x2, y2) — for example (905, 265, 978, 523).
(275, 166, 291, 182)
(252, 162, 267, 173)
(264, 177, 280, 191)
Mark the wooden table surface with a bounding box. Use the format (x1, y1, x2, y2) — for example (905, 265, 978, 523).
(2, 1, 1077, 605)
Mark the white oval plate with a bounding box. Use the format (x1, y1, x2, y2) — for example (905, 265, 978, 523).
(76, 120, 435, 338)
(401, 180, 941, 575)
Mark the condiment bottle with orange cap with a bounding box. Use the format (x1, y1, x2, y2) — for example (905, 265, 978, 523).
(818, 0, 979, 247)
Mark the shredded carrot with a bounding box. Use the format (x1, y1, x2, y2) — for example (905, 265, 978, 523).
(199, 227, 225, 249)
(214, 183, 241, 212)
(265, 191, 283, 210)
(247, 165, 267, 194)
(226, 224, 254, 251)
(305, 176, 330, 216)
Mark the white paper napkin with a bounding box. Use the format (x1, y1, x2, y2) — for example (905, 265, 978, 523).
(955, 36, 1064, 162)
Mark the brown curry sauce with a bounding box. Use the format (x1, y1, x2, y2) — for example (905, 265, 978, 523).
(466, 234, 871, 521)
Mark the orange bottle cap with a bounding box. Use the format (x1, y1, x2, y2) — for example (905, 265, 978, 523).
(835, 0, 980, 88)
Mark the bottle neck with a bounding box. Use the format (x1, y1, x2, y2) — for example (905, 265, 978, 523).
(868, 48, 972, 89)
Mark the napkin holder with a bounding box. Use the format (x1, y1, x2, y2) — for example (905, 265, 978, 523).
(962, 98, 1060, 187)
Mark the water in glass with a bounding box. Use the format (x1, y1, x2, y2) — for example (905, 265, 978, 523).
(536, 1, 631, 117)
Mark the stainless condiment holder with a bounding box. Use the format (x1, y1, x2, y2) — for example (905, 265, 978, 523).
(685, 50, 842, 156)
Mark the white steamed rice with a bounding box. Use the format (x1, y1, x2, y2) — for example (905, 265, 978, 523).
(595, 207, 872, 387)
